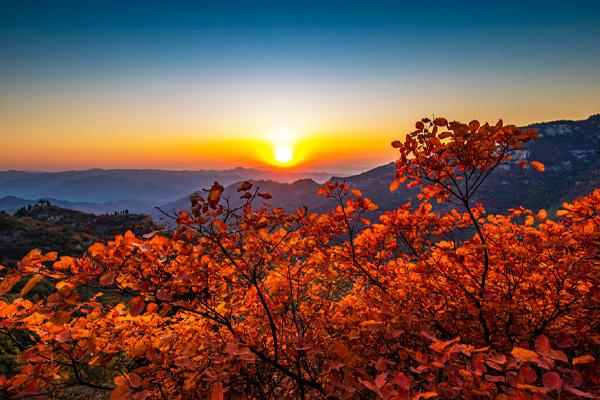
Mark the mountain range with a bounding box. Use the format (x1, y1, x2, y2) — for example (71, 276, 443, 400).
(2, 114, 599, 223)
(154, 114, 600, 225)
(0, 168, 335, 215)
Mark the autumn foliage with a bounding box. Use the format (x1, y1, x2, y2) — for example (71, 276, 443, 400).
(0, 117, 599, 399)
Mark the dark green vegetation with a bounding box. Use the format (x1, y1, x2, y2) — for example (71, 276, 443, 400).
(0, 201, 158, 269)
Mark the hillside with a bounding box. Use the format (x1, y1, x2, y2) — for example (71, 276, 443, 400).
(0, 195, 155, 216)
(0, 201, 158, 268)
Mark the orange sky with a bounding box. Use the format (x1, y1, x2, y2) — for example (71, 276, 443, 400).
(1, 76, 599, 173)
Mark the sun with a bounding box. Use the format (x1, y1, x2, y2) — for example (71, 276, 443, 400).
(273, 145, 293, 164)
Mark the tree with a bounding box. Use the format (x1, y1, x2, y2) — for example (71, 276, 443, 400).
(0, 117, 598, 399)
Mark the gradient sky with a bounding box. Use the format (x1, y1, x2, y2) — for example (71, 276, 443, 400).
(1, 1, 599, 173)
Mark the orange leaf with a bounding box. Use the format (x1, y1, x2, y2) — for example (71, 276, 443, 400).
(88, 242, 106, 257)
(516, 383, 548, 394)
(0, 273, 22, 296)
(208, 181, 225, 208)
(511, 347, 539, 362)
(389, 180, 400, 192)
(257, 227, 271, 241)
(20, 274, 44, 296)
(415, 391, 438, 399)
(537, 209, 547, 220)
(110, 384, 132, 400)
(564, 384, 599, 398)
(572, 355, 595, 365)
(213, 219, 228, 234)
(176, 210, 194, 225)
(530, 161, 545, 172)
(317, 187, 330, 197)
(54, 330, 71, 343)
(375, 372, 387, 389)
(55, 281, 75, 296)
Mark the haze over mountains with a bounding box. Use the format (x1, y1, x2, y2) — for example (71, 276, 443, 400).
(0, 168, 335, 215)
(153, 114, 600, 225)
(2, 115, 599, 223)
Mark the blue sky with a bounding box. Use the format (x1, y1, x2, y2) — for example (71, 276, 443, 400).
(2, 1, 599, 81)
(1, 1, 599, 171)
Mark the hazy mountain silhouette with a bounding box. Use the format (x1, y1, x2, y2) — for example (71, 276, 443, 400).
(0, 196, 154, 215)
(155, 114, 600, 226)
(0, 168, 335, 213)
(2, 115, 599, 221)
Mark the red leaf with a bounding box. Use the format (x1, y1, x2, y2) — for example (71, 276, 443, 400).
(375, 373, 387, 389)
(210, 382, 224, 400)
(542, 372, 561, 390)
(129, 296, 145, 317)
(99, 272, 116, 286)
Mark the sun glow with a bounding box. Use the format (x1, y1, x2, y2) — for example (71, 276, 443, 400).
(274, 145, 293, 164)
(264, 128, 300, 167)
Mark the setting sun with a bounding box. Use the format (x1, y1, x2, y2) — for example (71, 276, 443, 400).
(273, 145, 293, 164)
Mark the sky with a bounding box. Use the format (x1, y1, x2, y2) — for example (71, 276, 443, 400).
(1, 0, 599, 174)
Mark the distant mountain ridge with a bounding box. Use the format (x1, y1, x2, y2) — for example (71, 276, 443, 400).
(155, 114, 600, 225)
(0, 196, 153, 216)
(2, 115, 599, 220)
(0, 167, 336, 214)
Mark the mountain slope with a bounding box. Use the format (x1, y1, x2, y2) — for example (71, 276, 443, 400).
(0, 168, 336, 211)
(0, 202, 158, 268)
(0, 196, 154, 215)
